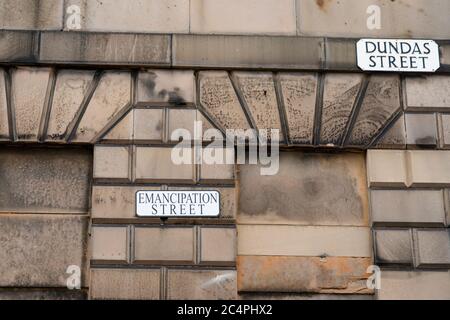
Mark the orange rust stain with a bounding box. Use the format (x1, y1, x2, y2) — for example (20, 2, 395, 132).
(316, 0, 333, 12)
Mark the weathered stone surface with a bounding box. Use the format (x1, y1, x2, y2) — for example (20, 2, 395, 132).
(370, 189, 446, 226)
(442, 114, 450, 148)
(0, 0, 63, 30)
(0, 148, 91, 213)
(198, 71, 250, 131)
(238, 152, 369, 226)
(233, 72, 283, 141)
(167, 270, 237, 300)
(378, 270, 450, 300)
(414, 229, 450, 267)
(168, 109, 197, 142)
(133, 108, 164, 143)
(408, 150, 450, 187)
(91, 226, 128, 263)
(73, 71, 131, 143)
(40, 32, 170, 66)
(47, 70, 95, 141)
(173, 35, 323, 69)
(92, 186, 160, 220)
(405, 76, 450, 111)
(200, 227, 236, 264)
(324, 38, 358, 71)
(135, 147, 195, 183)
(239, 293, 373, 300)
(405, 113, 438, 147)
(169, 186, 237, 220)
(366, 150, 407, 187)
(191, 0, 296, 35)
(0, 68, 8, 140)
(102, 110, 133, 142)
(137, 70, 195, 105)
(375, 115, 406, 149)
(0, 31, 35, 62)
(237, 225, 371, 257)
(0, 214, 88, 287)
(200, 151, 235, 182)
(348, 75, 400, 146)
(374, 229, 413, 265)
(93, 146, 130, 181)
(297, 0, 450, 39)
(440, 43, 450, 72)
(90, 269, 160, 300)
(320, 73, 363, 145)
(65, 0, 188, 33)
(279, 73, 317, 144)
(0, 289, 87, 300)
(237, 256, 372, 294)
(134, 227, 195, 264)
(11, 67, 50, 141)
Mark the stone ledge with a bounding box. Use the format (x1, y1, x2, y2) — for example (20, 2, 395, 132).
(1, 31, 450, 72)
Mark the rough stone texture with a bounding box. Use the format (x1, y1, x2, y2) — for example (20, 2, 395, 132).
(198, 71, 250, 131)
(190, 0, 296, 35)
(73, 71, 131, 143)
(413, 229, 450, 267)
(173, 35, 323, 69)
(366, 150, 407, 187)
(92, 186, 160, 220)
(378, 270, 450, 300)
(169, 186, 237, 220)
(408, 150, 450, 187)
(137, 70, 195, 106)
(168, 109, 197, 142)
(0, 31, 35, 62)
(134, 227, 195, 264)
(200, 227, 236, 264)
(374, 229, 413, 265)
(0, 0, 63, 30)
(11, 67, 50, 141)
(405, 76, 450, 111)
(237, 225, 371, 257)
(238, 152, 369, 226)
(442, 114, 450, 149)
(279, 73, 317, 144)
(167, 270, 237, 300)
(0, 148, 91, 214)
(324, 38, 358, 71)
(47, 70, 95, 141)
(320, 73, 363, 145)
(0, 214, 88, 287)
(239, 293, 373, 300)
(200, 154, 235, 183)
(93, 146, 130, 181)
(90, 269, 160, 300)
(405, 113, 438, 147)
(237, 256, 372, 294)
(133, 108, 164, 143)
(135, 147, 195, 183)
(90, 226, 128, 263)
(0, 68, 8, 140)
(233, 72, 283, 141)
(40, 32, 170, 66)
(65, 0, 188, 33)
(297, 0, 450, 39)
(0, 289, 87, 300)
(375, 115, 406, 149)
(370, 189, 446, 226)
(348, 75, 400, 147)
(102, 110, 133, 142)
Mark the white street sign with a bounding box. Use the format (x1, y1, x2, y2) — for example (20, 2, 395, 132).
(136, 190, 220, 217)
(357, 39, 440, 72)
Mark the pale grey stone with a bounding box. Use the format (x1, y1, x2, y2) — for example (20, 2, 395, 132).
(324, 38, 358, 71)
(0, 31, 36, 62)
(408, 150, 450, 187)
(0, 289, 87, 300)
(405, 113, 438, 147)
(405, 76, 450, 111)
(414, 229, 450, 267)
(0, 68, 8, 140)
(370, 189, 446, 226)
(442, 114, 450, 148)
(375, 115, 406, 149)
(374, 229, 413, 265)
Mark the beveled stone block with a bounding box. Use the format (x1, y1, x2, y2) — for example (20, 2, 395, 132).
(91, 226, 128, 263)
(405, 113, 437, 147)
(366, 150, 408, 187)
(413, 229, 450, 267)
(440, 114, 450, 149)
(200, 227, 236, 264)
(167, 269, 237, 300)
(408, 150, 450, 187)
(374, 229, 413, 265)
(0, 31, 36, 63)
(0, 68, 8, 140)
(375, 115, 406, 149)
(93, 146, 130, 181)
(405, 76, 450, 111)
(133, 108, 164, 143)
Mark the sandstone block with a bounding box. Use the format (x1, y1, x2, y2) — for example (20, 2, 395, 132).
(91, 226, 129, 263)
(93, 146, 130, 181)
(200, 227, 236, 264)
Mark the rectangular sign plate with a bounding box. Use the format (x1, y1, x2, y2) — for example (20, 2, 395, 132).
(136, 190, 220, 217)
(357, 39, 440, 72)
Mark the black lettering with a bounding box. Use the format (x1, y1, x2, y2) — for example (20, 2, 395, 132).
(365, 41, 377, 53)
